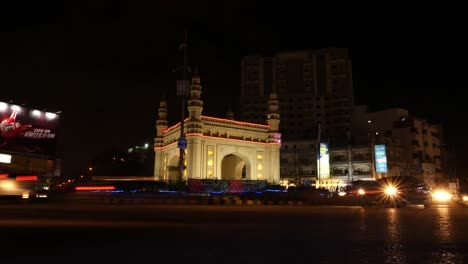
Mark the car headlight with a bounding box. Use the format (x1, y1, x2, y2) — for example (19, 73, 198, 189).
(432, 190, 451, 201)
(385, 186, 398, 196)
(22, 192, 30, 199)
(358, 188, 365, 195)
(462, 195, 468, 202)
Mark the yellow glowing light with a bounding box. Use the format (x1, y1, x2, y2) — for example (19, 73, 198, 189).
(385, 186, 398, 196)
(257, 154, 263, 161)
(432, 190, 452, 201)
(358, 188, 365, 195)
(207, 159, 214, 167)
(1, 182, 15, 190)
(338, 191, 347, 197)
(257, 173, 263, 179)
(257, 163, 263, 170)
(208, 149, 214, 157)
(463, 195, 468, 201)
(184, 170, 186, 176)
(208, 170, 213, 177)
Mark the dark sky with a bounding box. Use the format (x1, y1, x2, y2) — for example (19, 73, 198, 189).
(1, 1, 467, 177)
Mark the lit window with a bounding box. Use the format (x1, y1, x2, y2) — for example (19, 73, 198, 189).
(207, 159, 214, 167)
(257, 173, 263, 179)
(208, 170, 213, 177)
(257, 164, 263, 170)
(208, 149, 214, 157)
(257, 154, 263, 161)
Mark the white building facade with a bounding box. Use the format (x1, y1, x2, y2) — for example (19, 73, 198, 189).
(154, 74, 281, 183)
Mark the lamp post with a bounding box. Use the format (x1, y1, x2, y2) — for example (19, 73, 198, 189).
(175, 31, 191, 190)
(367, 120, 376, 180)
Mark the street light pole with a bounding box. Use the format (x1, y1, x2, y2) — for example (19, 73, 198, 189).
(368, 120, 376, 180)
(176, 31, 190, 189)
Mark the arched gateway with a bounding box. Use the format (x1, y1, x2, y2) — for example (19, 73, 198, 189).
(154, 74, 281, 183)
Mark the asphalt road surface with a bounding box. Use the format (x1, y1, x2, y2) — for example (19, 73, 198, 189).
(1, 203, 467, 264)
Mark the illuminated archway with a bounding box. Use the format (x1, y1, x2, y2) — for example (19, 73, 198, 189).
(167, 155, 179, 183)
(220, 153, 250, 180)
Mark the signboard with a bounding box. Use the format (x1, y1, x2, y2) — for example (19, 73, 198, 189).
(0, 153, 11, 163)
(374, 144, 388, 173)
(318, 142, 330, 179)
(187, 179, 267, 193)
(0, 101, 59, 156)
(177, 138, 187, 149)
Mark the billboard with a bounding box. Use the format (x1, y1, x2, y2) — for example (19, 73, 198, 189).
(318, 142, 330, 179)
(0, 101, 59, 156)
(374, 144, 388, 173)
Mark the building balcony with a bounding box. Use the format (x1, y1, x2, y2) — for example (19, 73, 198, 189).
(352, 170, 371, 176)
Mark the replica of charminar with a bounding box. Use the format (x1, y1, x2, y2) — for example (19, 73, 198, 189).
(154, 73, 281, 184)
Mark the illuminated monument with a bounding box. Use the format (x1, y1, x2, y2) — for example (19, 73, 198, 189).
(154, 73, 281, 183)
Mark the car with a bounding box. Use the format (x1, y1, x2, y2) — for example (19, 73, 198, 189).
(375, 176, 433, 208)
(344, 176, 433, 208)
(343, 180, 383, 205)
(455, 192, 468, 207)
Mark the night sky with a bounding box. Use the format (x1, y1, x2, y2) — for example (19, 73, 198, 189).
(1, 2, 466, 177)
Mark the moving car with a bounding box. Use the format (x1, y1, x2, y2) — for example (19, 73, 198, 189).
(344, 176, 432, 208)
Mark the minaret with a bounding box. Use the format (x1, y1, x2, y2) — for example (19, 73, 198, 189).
(185, 70, 204, 180)
(154, 98, 168, 181)
(155, 99, 168, 147)
(266, 91, 281, 183)
(266, 92, 281, 143)
(226, 104, 234, 120)
(186, 69, 204, 134)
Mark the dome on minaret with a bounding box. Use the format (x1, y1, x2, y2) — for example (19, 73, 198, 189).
(157, 99, 168, 121)
(226, 105, 234, 120)
(191, 67, 201, 86)
(187, 70, 204, 133)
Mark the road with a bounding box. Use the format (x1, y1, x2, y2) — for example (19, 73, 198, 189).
(1, 203, 467, 263)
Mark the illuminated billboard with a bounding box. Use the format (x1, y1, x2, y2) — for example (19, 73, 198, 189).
(0, 101, 59, 156)
(318, 142, 330, 179)
(374, 144, 388, 173)
(0, 153, 11, 163)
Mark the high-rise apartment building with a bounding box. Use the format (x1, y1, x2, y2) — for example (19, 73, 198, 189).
(351, 105, 445, 187)
(240, 48, 353, 141)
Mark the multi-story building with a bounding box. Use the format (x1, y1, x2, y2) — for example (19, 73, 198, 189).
(279, 139, 376, 190)
(351, 105, 445, 187)
(240, 48, 353, 141)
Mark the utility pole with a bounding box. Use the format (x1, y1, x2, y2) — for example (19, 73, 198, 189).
(316, 121, 321, 188)
(368, 120, 376, 180)
(347, 129, 353, 182)
(175, 31, 190, 190)
(295, 150, 299, 183)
